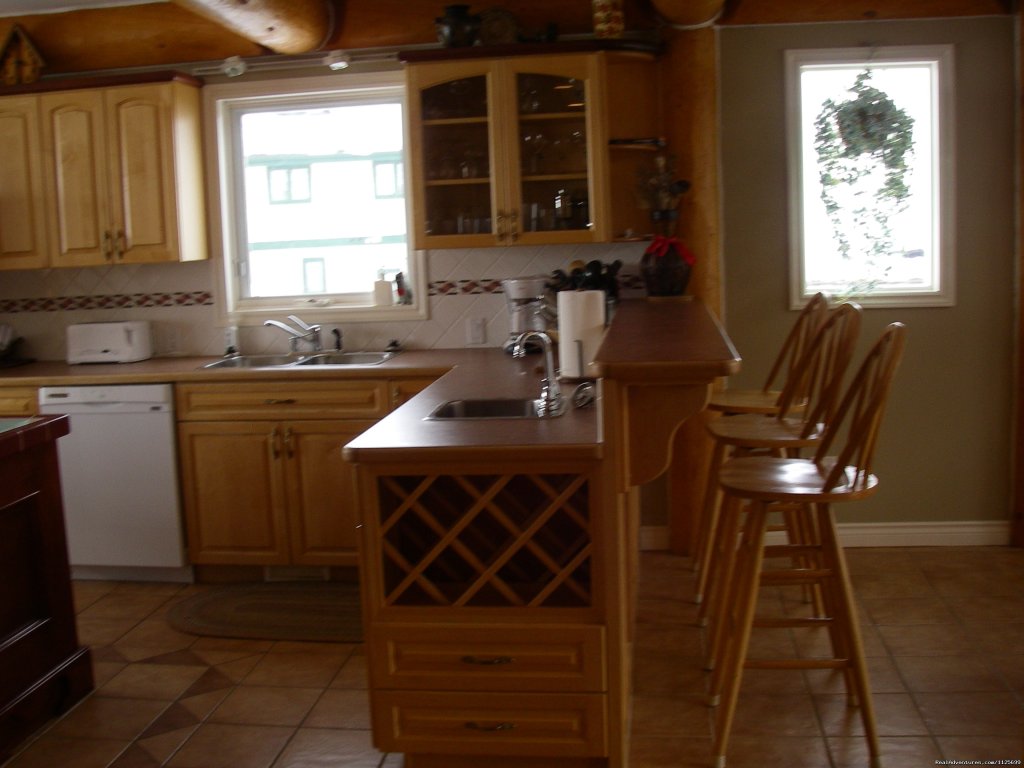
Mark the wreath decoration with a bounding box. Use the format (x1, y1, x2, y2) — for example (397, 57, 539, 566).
(813, 70, 915, 264)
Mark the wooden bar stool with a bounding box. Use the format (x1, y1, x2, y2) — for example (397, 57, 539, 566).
(694, 302, 862, 615)
(707, 292, 829, 416)
(706, 322, 907, 768)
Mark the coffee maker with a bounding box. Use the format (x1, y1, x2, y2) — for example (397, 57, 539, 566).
(501, 276, 553, 353)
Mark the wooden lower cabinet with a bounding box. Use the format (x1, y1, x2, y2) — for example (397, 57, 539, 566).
(176, 379, 388, 567)
(178, 419, 374, 566)
(355, 460, 628, 767)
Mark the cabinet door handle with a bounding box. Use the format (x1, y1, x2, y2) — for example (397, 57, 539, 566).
(269, 427, 280, 459)
(115, 228, 126, 260)
(495, 210, 506, 242)
(103, 231, 114, 261)
(508, 210, 518, 242)
(284, 427, 294, 458)
(264, 398, 297, 405)
(460, 655, 515, 666)
(465, 722, 516, 732)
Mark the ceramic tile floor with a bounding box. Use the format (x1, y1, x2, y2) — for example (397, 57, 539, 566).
(3, 546, 1023, 768)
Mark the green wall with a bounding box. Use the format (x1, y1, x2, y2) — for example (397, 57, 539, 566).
(719, 16, 1015, 526)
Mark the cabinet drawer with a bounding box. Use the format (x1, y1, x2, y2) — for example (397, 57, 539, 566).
(176, 380, 387, 420)
(370, 624, 605, 692)
(0, 387, 37, 416)
(371, 690, 606, 757)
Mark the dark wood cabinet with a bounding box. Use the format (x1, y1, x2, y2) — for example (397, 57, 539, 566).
(0, 415, 93, 762)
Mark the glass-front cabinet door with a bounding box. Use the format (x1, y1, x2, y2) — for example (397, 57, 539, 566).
(406, 54, 605, 249)
(408, 62, 495, 247)
(507, 55, 602, 246)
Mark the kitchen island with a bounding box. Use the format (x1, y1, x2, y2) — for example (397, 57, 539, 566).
(0, 415, 93, 761)
(343, 298, 739, 768)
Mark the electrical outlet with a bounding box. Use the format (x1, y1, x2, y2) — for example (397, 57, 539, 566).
(465, 317, 486, 345)
(159, 324, 180, 355)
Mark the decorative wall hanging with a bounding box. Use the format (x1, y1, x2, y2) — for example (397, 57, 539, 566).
(0, 25, 45, 86)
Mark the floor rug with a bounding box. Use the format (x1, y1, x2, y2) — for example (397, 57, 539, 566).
(167, 582, 362, 643)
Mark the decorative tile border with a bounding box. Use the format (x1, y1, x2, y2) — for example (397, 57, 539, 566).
(428, 274, 641, 296)
(1, 278, 642, 311)
(0, 291, 215, 313)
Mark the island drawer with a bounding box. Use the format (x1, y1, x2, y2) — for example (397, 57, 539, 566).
(369, 624, 606, 692)
(371, 690, 607, 757)
(176, 380, 388, 420)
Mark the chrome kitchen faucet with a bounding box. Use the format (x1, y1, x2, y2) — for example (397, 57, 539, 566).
(513, 330, 565, 417)
(264, 315, 323, 353)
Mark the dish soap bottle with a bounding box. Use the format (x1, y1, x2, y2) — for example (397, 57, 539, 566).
(374, 270, 392, 306)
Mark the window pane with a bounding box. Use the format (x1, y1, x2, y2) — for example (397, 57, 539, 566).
(787, 46, 953, 307)
(237, 102, 407, 299)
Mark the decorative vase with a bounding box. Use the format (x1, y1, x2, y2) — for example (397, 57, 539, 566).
(591, 0, 623, 39)
(640, 239, 692, 297)
(436, 4, 481, 47)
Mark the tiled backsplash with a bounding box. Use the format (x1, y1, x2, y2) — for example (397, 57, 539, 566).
(0, 244, 645, 361)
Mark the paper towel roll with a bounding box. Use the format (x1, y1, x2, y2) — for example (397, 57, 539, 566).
(557, 290, 606, 379)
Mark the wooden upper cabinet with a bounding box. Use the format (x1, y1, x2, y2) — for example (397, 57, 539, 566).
(0, 97, 48, 270)
(406, 49, 658, 250)
(407, 53, 605, 249)
(38, 80, 207, 268)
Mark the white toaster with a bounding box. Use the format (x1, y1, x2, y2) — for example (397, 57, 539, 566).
(66, 321, 153, 364)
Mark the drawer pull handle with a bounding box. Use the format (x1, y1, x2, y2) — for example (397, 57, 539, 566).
(465, 721, 516, 732)
(264, 398, 297, 405)
(460, 655, 514, 666)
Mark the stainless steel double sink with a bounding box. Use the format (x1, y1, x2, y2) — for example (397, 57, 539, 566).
(201, 351, 394, 369)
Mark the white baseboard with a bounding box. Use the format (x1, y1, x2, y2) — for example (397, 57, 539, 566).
(639, 520, 1012, 551)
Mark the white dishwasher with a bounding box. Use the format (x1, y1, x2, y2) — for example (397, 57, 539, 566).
(39, 384, 189, 581)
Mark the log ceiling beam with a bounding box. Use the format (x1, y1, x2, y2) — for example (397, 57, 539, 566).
(170, 0, 335, 54)
(649, 0, 725, 28)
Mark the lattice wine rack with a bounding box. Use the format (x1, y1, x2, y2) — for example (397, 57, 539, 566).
(376, 473, 592, 608)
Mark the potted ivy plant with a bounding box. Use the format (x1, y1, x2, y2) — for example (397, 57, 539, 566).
(813, 70, 915, 289)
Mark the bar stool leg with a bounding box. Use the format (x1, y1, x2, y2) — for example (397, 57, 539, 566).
(710, 499, 769, 767)
(694, 439, 728, 604)
(702, 494, 746, 670)
(815, 502, 881, 767)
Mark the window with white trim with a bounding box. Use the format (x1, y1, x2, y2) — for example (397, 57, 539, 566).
(786, 46, 955, 307)
(205, 73, 425, 322)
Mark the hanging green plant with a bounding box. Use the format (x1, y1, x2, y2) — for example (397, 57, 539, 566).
(813, 70, 915, 268)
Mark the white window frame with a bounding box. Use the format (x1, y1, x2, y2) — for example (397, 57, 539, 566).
(785, 45, 956, 308)
(203, 72, 427, 325)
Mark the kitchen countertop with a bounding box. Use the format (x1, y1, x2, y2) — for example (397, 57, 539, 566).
(0, 348, 472, 387)
(0, 300, 740, 465)
(0, 346, 597, 458)
(0, 414, 69, 461)
(343, 349, 602, 462)
(344, 299, 740, 463)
